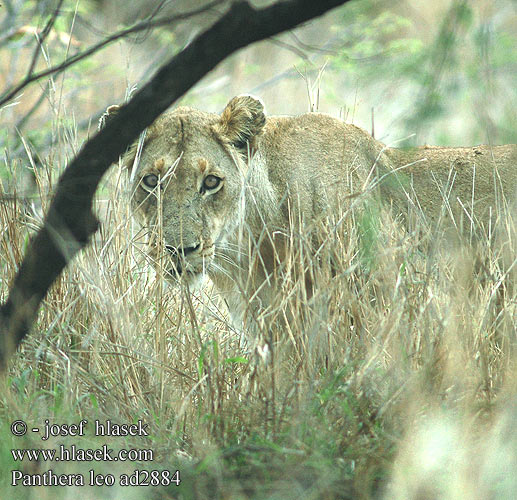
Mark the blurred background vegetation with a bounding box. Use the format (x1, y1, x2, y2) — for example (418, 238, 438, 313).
(1, 0, 517, 172)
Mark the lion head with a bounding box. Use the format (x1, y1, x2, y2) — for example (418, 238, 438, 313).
(123, 95, 266, 286)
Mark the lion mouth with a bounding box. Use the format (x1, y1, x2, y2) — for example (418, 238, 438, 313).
(166, 259, 210, 283)
(164, 264, 207, 290)
(162, 244, 214, 285)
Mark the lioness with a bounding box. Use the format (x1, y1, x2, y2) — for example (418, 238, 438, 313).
(104, 95, 516, 331)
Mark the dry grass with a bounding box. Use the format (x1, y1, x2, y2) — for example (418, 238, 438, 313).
(0, 124, 516, 500)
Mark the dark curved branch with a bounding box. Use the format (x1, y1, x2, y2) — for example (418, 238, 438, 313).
(0, 0, 351, 369)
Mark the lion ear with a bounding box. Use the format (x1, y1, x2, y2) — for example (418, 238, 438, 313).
(98, 104, 136, 167)
(98, 104, 121, 131)
(215, 95, 266, 150)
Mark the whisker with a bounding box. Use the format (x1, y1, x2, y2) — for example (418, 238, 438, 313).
(210, 262, 234, 281)
(214, 252, 247, 271)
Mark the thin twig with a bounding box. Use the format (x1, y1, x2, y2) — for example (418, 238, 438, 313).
(0, 0, 225, 109)
(268, 37, 310, 61)
(26, 0, 66, 78)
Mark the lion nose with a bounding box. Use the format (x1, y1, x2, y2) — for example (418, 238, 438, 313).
(166, 243, 201, 257)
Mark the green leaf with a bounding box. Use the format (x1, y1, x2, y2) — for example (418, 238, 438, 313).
(224, 356, 249, 364)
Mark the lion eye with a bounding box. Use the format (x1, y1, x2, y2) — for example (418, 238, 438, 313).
(202, 175, 222, 191)
(142, 174, 159, 189)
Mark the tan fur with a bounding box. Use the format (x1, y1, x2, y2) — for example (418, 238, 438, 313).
(114, 96, 517, 333)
